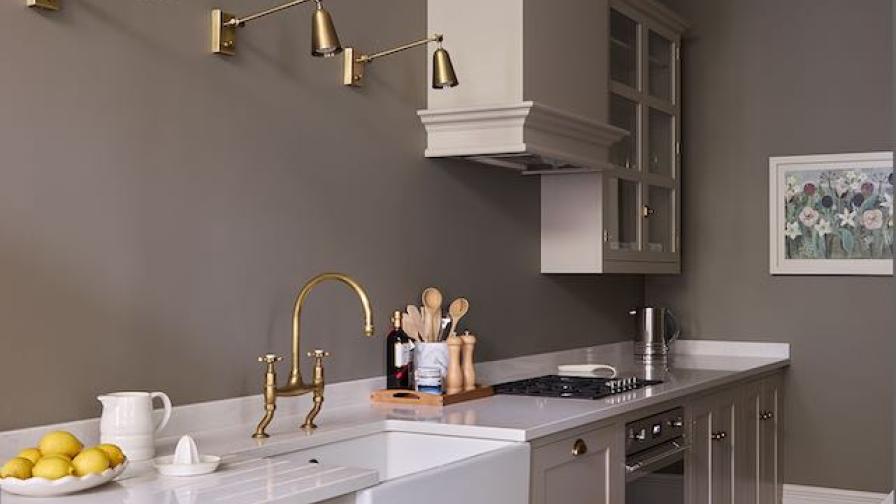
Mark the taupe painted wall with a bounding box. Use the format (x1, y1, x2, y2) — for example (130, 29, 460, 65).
(650, 0, 894, 492)
(0, 1, 643, 430)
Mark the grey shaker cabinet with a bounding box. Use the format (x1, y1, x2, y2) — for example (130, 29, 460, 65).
(530, 423, 624, 504)
(686, 373, 784, 504)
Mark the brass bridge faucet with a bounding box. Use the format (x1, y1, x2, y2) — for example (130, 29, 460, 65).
(252, 273, 374, 438)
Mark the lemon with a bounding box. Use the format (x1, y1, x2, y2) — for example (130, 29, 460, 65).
(16, 448, 42, 465)
(95, 444, 126, 467)
(72, 448, 110, 476)
(42, 454, 72, 462)
(32, 457, 75, 480)
(37, 431, 83, 458)
(0, 457, 33, 479)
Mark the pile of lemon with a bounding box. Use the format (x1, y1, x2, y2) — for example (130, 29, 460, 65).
(0, 431, 125, 480)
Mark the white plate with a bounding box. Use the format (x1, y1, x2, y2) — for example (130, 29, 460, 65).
(0, 460, 128, 497)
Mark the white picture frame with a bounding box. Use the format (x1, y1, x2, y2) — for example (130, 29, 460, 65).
(769, 152, 893, 275)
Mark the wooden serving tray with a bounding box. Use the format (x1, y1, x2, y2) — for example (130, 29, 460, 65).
(370, 386, 494, 406)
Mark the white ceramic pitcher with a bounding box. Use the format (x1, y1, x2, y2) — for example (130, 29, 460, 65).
(98, 391, 172, 461)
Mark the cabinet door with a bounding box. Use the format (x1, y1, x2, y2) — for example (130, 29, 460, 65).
(605, 2, 682, 273)
(711, 396, 736, 504)
(758, 376, 783, 504)
(531, 424, 623, 504)
(643, 183, 677, 257)
(734, 383, 761, 504)
(687, 396, 714, 504)
(687, 393, 736, 504)
(604, 175, 643, 257)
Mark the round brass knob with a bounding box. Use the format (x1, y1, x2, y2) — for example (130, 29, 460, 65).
(572, 438, 588, 457)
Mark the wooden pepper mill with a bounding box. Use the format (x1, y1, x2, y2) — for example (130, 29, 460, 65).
(445, 335, 464, 395)
(460, 331, 477, 391)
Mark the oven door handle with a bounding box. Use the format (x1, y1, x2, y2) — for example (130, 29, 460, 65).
(625, 441, 689, 477)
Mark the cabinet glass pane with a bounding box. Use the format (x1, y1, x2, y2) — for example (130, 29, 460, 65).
(646, 185, 674, 253)
(610, 178, 639, 251)
(610, 10, 637, 88)
(648, 108, 673, 177)
(610, 94, 638, 170)
(648, 31, 672, 101)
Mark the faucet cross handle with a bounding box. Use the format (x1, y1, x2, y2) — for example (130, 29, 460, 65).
(258, 353, 283, 370)
(307, 349, 330, 359)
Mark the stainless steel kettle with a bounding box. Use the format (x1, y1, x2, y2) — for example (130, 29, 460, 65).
(629, 307, 680, 362)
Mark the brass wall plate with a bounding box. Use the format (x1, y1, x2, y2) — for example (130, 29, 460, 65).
(27, 0, 60, 10)
(211, 9, 238, 55)
(343, 48, 365, 87)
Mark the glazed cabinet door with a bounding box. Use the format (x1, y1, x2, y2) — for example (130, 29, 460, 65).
(758, 375, 783, 504)
(605, 1, 682, 273)
(531, 424, 623, 504)
(686, 393, 736, 504)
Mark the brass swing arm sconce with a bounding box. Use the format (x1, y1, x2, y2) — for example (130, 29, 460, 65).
(344, 34, 458, 89)
(212, 0, 341, 57)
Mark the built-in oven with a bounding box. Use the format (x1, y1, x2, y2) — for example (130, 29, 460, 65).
(625, 407, 687, 504)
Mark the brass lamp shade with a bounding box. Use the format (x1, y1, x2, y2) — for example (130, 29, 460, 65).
(432, 48, 458, 88)
(311, 4, 342, 57)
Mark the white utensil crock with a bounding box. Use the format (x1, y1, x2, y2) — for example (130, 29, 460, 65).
(98, 391, 172, 461)
(415, 342, 449, 378)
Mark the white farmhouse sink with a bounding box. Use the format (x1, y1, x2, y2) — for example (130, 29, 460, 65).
(270, 432, 530, 504)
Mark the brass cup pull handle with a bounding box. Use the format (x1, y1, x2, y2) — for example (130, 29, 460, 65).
(642, 205, 656, 218)
(572, 439, 588, 457)
(711, 431, 727, 441)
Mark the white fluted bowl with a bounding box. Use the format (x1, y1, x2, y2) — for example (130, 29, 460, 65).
(0, 460, 128, 497)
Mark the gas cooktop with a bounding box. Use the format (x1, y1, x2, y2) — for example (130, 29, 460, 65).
(493, 375, 661, 400)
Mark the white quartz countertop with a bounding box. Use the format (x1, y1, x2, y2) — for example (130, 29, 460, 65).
(0, 340, 789, 504)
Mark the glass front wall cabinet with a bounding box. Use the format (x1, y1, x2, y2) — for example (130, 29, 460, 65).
(604, 0, 684, 272)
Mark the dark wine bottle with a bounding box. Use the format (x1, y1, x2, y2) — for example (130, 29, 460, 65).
(386, 310, 414, 389)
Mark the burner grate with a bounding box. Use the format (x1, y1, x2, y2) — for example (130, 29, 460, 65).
(493, 375, 661, 400)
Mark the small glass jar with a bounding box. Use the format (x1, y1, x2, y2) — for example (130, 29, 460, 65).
(415, 367, 443, 395)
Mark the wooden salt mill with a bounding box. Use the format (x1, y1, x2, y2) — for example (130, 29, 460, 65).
(445, 335, 464, 395)
(461, 331, 477, 391)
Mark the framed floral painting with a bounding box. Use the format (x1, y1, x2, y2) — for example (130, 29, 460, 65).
(769, 152, 893, 275)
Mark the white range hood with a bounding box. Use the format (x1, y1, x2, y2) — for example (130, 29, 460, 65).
(418, 0, 628, 173)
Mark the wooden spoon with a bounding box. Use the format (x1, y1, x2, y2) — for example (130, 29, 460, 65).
(422, 287, 443, 342)
(404, 305, 425, 340)
(402, 307, 423, 341)
(447, 297, 469, 337)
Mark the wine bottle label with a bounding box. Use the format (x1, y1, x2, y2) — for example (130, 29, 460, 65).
(394, 342, 411, 366)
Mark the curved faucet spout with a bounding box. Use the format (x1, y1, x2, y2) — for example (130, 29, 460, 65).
(276, 272, 374, 396)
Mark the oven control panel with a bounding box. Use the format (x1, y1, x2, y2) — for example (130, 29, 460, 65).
(625, 407, 684, 456)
